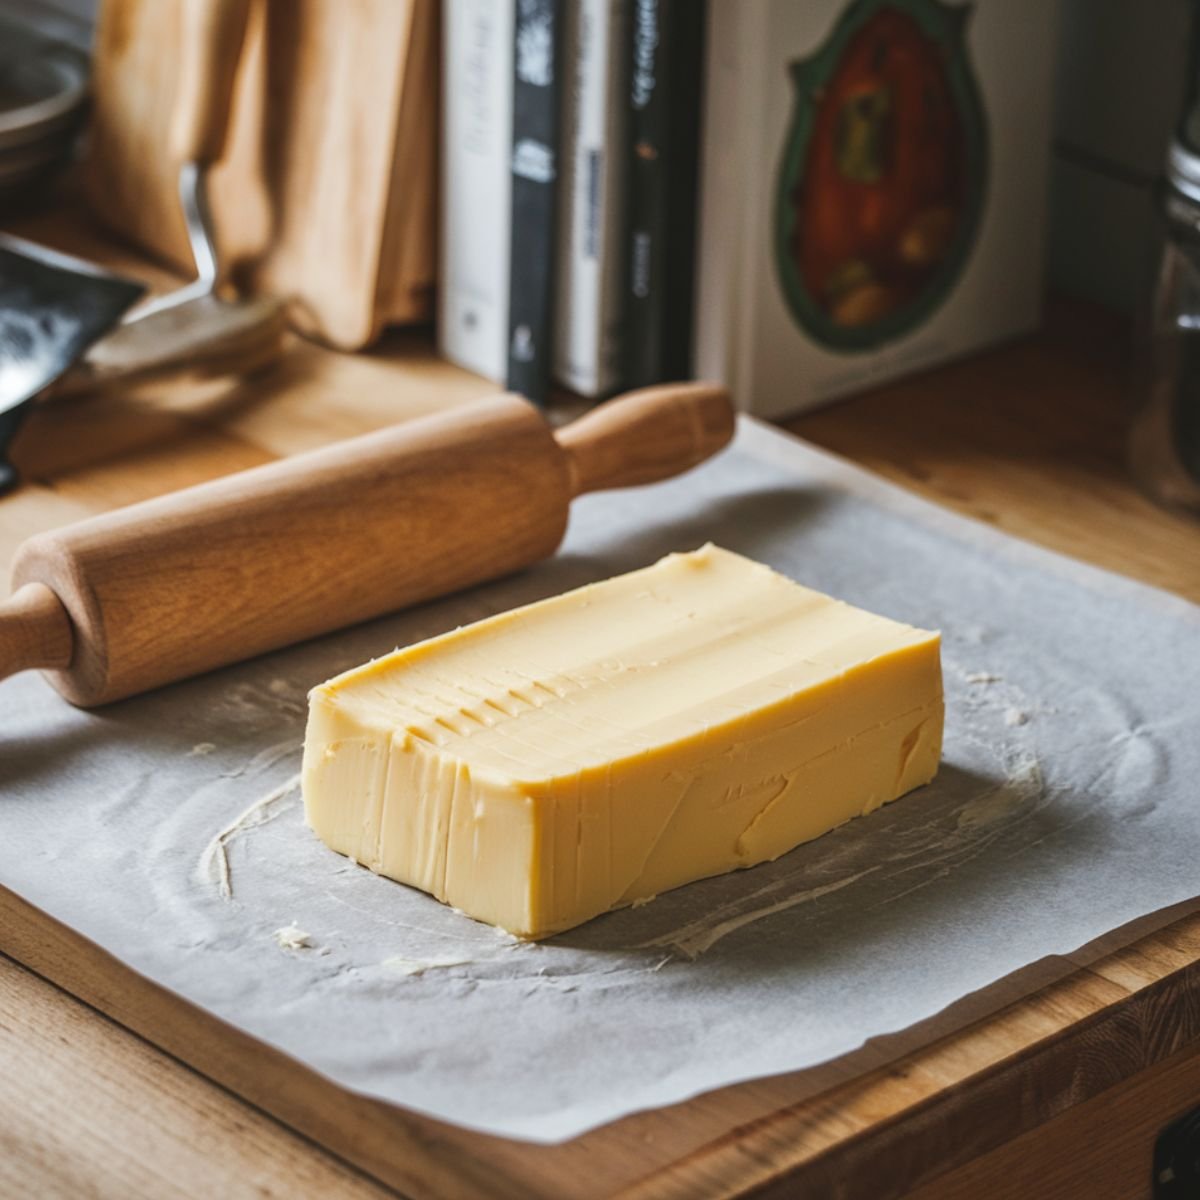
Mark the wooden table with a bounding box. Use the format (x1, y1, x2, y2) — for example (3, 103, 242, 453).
(2, 204, 1199, 1199)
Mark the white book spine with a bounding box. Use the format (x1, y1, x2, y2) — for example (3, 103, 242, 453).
(554, 0, 627, 399)
(439, 0, 515, 382)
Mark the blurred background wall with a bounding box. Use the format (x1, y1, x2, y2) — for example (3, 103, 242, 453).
(1050, 0, 1192, 314)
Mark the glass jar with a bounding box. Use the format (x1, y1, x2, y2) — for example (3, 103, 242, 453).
(1129, 140, 1200, 514)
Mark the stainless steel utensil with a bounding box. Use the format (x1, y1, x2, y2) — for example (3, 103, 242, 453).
(133, 0, 285, 355)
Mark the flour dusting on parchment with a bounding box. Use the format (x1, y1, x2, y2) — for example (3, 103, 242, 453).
(197, 770, 302, 900)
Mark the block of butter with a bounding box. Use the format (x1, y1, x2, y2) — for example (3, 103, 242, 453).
(303, 545, 943, 938)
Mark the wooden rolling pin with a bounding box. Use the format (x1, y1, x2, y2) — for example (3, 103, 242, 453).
(0, 383, 733, 706)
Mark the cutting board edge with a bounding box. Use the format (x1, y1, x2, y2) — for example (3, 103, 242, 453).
(4, 882, 1200, 1200)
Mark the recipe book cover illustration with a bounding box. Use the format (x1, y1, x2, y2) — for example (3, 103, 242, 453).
(775, 0, 988, 349)
(697, 0, 1054, 418)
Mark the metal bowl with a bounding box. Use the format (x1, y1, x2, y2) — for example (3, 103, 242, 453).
(0, 35, 88, 202)
(0, 42, 89, 150)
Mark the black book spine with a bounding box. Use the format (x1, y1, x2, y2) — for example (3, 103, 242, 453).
(624, 0, 705, 388)
(507, 0, 565, 405)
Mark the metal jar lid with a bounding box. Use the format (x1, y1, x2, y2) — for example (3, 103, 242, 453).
(1167, 137, 1200, 204)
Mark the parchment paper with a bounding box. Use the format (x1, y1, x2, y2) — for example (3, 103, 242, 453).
(2, 418, 1198, 1143)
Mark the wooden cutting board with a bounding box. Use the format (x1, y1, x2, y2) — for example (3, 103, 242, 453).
(4, 887, 1200, 1200)
(2, 200, 1200, 1198)
(3, 361, 1200, 1200)
(85, 0, 438, 350)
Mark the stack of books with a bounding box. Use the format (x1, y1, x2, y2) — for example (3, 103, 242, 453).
(440, 0, 1057, 419)
(438, 0, 706, 406)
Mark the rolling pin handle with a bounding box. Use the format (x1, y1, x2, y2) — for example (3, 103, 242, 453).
(555, 382, 735, 497)
(0, 583, 73, 683)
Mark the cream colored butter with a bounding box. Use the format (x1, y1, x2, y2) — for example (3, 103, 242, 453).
(302, 545, 943, 938)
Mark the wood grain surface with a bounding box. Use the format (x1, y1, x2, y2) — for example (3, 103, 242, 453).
(2, 195, 1200, 1199)
(786, 303, 1200, 605)
(168, 0, 252, 167)
(87, 0, 439, 348)
(901, 1041, 1200, 1200)
(0, 954, 392, 1200)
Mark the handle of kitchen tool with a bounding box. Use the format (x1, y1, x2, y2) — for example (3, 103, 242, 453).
(555, 382, 735, 497)
(55, 295, 288, 399)
(170, 0, 253, 166)
(0, 584, 73, 682)
(11, 394, 569, 706)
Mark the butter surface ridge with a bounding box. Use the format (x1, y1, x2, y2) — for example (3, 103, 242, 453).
(302, 545, 943, 938)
